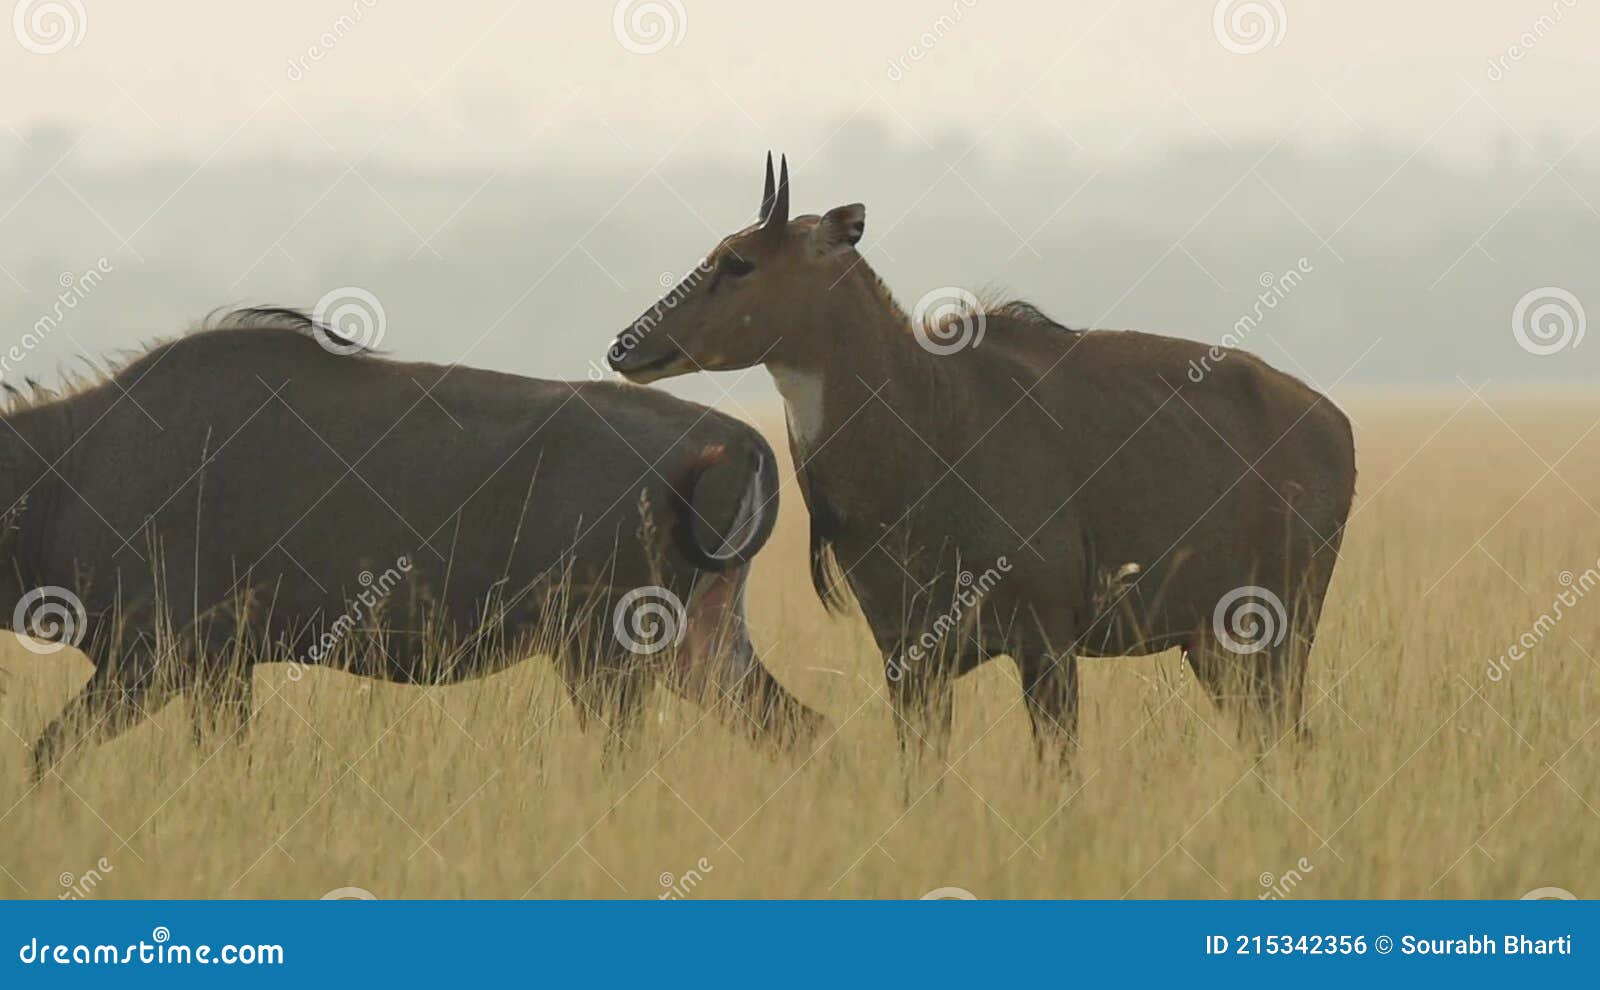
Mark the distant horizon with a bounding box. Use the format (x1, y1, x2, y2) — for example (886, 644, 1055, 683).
(5, 115, 1593, 173)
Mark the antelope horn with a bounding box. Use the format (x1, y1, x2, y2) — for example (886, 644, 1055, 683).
(759, 151, 775, 222)
(761, 154, 790, 240)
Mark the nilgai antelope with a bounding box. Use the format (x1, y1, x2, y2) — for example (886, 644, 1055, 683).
(609, 154, 1356, 761)
(3, 309, 822, 779)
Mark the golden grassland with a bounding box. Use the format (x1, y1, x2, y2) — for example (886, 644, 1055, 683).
(1, 392, 1597, 900)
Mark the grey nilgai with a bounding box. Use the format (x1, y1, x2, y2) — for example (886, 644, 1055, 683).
(2, 309, 823, 778)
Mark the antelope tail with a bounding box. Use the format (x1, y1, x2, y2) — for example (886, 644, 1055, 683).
(673, 439, 779, 571)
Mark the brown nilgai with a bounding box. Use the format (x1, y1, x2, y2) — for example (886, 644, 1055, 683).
(2, 308, 823, 779)
(608, 154, 1356, 764)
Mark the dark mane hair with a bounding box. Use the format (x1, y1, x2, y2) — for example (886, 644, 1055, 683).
(203, 306, 376, 354)
(984, 299, 1077, 334)
(859, 270, 1079, 341)
(915, 291, 1079, 343)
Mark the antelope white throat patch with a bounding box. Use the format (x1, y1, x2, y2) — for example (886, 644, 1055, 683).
(769, 365, 825, 451)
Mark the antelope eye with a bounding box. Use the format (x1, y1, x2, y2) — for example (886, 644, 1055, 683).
(719, 253, 755, 278)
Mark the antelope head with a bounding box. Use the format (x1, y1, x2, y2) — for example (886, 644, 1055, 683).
(607, 153, 866, 382)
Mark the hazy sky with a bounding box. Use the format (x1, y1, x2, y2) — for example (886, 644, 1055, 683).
(7, 0, 1597, 165)
(2, 1, 1597, 398)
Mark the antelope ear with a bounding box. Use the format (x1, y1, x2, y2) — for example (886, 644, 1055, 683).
(811, 203, 865, 256)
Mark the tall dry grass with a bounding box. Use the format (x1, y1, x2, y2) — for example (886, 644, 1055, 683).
(1, 393, 1596, 899)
